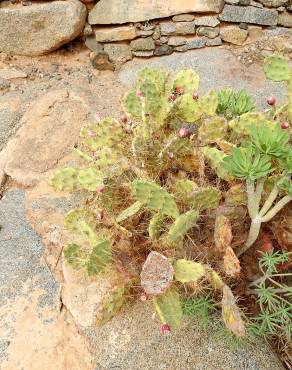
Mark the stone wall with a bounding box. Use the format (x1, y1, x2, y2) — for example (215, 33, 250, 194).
(0, 0, 291, 69)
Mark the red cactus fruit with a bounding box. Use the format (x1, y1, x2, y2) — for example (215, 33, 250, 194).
(178, 127, 190, 138)
(120, 115, 128, 124)
(267, 96, 276, 106)
(160, 323, 171, 335)
(96, 185, 105, 193)
(281, 122, 289, 129)
(167, 152, 174, 159)
(175, 86, 184, 95)
(168, 94, 177, 103)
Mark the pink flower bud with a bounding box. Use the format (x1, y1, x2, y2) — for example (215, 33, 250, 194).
(96, 185, 105, 193)
(140, 293, 148, 302)
(120, 115, 128, 124)
(88, 131, 97, 137)
(136, 89, 143, 98)
(193, 91, 199, 100)
(178, 127, 190, 138)
(160, 323, 171, 335)
(97, 209, 104, 221)
(94, 112, 101, 122)
(167, 152, 174, 159)
(175, 86, 184, 96)
(168, 94, 177, 103)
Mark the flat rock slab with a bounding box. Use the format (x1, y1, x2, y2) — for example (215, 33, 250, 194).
(89, 302, 284, 370)
(119, 47, 286, 109)
(0, 190, 94, 370)
(220, 4, 278, 26)
(3, 89, 92, 186)
(0, 0, 86, 56)
(89, 0, 224, 24)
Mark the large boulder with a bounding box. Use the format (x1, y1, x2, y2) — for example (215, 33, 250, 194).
(0, 0, 86, 56)
(88, 0, 224, 24)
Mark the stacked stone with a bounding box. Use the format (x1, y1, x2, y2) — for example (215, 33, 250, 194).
(0, 0, 291, 68)
(86, 0, 292, 69)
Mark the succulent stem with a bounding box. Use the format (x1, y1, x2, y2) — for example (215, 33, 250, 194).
(261, 195, 292, 222)
(259, 183, 279, 217)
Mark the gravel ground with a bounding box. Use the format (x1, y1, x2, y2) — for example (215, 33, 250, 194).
(0, 191, 59, 364)
(119, 47, 287, 110)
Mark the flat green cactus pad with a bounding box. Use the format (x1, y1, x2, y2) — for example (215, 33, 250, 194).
(50, 167, 78, 191)
(173, 69, 200, 94)
(86, 240, 112, 276)
(174, 259, 206, 283)
(116, 201, 142, 223)
(264, 54, 291, 81)
(153, 287, 183, 329)
(166, 210, 198, 246)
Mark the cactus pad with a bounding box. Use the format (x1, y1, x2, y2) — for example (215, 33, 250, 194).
(86, 240, 112, 276)
(207, 269, 224, 291)
(116, 201, 142, 223)
(200, 91, 219, 117)
(222, 285, 245, 337)
(223, 246, 241, 277)
(77, 167, 104, 191)
(124, 91, 142, 118)
(188, 187, 221, 211)
(153, 287, 183, 329)
(229, 112, 268, 136)
(225, 185, 247, 206)
(98, 285, 126, 325)
(165, 210, 198, 246)
(176, 94, 202, 123)
(50, 167, 78, 192)
(63, 243, 84, 269)
(198, 116, 228, 144)
(202, 146, 231, 181)
(132, 180, 179, 219)
(214, 214, 232, 253)
(148, 213, 166, 239)
(174, 259, 206, 283)
(173, 69, 200, 94)
(264, 54, 291, 81)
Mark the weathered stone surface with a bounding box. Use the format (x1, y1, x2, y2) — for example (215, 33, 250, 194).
(175, 37, 206, 51)
(85, 36, 103, 53)
(194, 16, 220, 27)
(278, 11, 292, 27)
(221, 26, 248, 45)
(172, 13, 195, 22)
(0, 68, 27, 80)
(258, 0, 288, 7)
(154, 44, 173, 56)
(206, 36, 223, 46)
(95, 25, 137, 42)
(152, 26, 161, 40)
(132, 51, 154, 57)
(104, 43, 132, 64)
(0, 0, 87, 56)
(140, 251, 174, 295)
(89, 0, 224, 24)
(90, 51, 114, 71)
(62, 263, 125, 327)
(161, 21, 196, 35)
(168, 36, 187, 46)
(220, 4, 278, 26)
(130, 37, 155, 51)
(247, 25, 265, 42)
(137, 29, 154, 37)
(3, 89, 92, 186)
(197, 26, 220, 38)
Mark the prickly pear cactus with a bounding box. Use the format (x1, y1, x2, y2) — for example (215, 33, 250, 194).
(132, 180, 179, 219)
(174, 259, 206, 283)
(224, 184, 247, 206)
(202, 147, 231, 181)
(50, 167, 78, 191)
(64, 208, 97, 234)
(176, 94, 202, 123)
(200, 91, 218, 116)
(165, 210, 198, 247)
(124, 91, 142, 118)
(188, 187, 221, 211)
(77, 168, 104, 191)
(173, 69, 200, 94)
(214, 214, 232, 254)
(198, 116, 228, 144)
(153, 287, 183, 329)
(228, 112, 269, 136)
(148, 213, 166, 239)
(264, 54, 291, 81)
(98, 285, 126, 325)
(116, 201, 142, 223)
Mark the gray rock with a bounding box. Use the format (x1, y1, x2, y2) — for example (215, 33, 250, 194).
(194, 16, 220, 27)
(103, 43, 132, 65)
(206, 36, 223, 46)
(239, 22, 249, 30)
(220, 4, 278, 26)
(130, 37, 155, 51)
(258, 0, 288, 7)
(83, 22, 93, 37)
(89, 0, 224, 24)
(161, 22, 177, 35)
(172, 14, 195, 22)
(132, 50, 154, 57)
(0, 0, 87, 56)
(137, 30, 154, 37)
(278, 11, 292, 27)
(197, 26, 220, 38)
(152, 26, 161, 40)
(161, 21, 196, 35)
(160, 36, 169, 44)
(221, 26, 249, 45)
(168, 36, 187, 46)
(175, 37, 206, 51)
(154, 44, 173, 56)
(85, 35, 103, 53)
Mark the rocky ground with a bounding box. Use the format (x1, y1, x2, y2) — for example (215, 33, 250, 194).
(0, 41, 290, 369)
